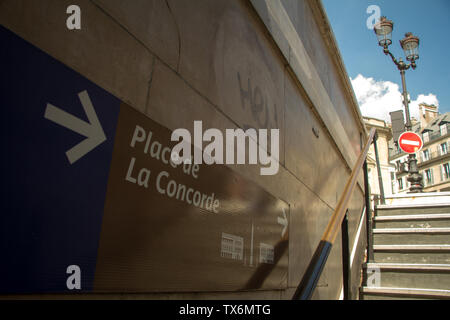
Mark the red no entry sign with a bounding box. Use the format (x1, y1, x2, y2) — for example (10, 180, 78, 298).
(399, 131, 423, 154)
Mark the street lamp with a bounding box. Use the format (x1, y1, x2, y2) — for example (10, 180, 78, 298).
(374, 17, 423, 193)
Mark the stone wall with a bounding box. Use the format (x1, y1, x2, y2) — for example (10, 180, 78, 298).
(0, 0, 366, 299)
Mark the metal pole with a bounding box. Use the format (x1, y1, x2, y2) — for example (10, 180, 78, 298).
(400, 70, 412, 130)
(292, 240, 332, 300)
(373, 131, 386, 204)
(400, 68, 423, 193)
(363, 161, 374, 262)
(341, 211, 350, 300)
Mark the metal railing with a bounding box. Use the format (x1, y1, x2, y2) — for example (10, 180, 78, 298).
(292, 128, 376, 300)
(426, 123, 450, 142)
(420, 150, 449, 164)
(390, 148, 404, 158)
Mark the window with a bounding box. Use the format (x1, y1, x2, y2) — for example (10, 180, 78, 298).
(441, 124, 448, 136)
(259, 243, 274, 264)
(397, 178, 404, 190)
(422, 149, 430, 161)
(423, 132, 430, 143)
(425, 169, 434, 186)
(221, 233, 243, 261)
(442, 163, 450, 181)
(440, 143, 448, 156)
(396, 160, 401, 171)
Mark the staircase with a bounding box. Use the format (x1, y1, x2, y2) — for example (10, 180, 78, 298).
(360, 195, 450, 300)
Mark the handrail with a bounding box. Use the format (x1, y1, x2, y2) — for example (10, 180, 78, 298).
(292, 127, 376, 300)
(373, 132, 386, 205)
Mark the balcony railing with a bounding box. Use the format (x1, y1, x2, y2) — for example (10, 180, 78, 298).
(419, 150, 449, 164)
(420, 171, 450, 188)
(390, 149, 404, 158)
(424, 123, 450, 143)
(389, 123, 450, 159)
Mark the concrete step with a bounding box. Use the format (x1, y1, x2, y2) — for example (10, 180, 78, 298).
(362, 196, 450, 300)
(360, 287, 450, 300)
(373, 228, 450, 245)
(364, 263, 450, 290)
(373, 245, 450, 264)
(374, 214, 450, 229)
(376, 204, 450, 216)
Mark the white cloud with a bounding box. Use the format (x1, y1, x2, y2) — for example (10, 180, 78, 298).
(350, 74, 439, 123)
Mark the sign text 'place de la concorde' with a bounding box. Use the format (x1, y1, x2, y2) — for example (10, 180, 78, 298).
(0, 25, 288, 293)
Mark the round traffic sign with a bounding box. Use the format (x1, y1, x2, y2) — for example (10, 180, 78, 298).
(398, 131, 423, 154)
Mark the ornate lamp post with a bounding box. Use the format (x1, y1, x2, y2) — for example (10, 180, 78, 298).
(374, 17, 423, 193)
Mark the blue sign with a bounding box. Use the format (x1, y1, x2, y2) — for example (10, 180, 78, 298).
(0, 25, 121, 293)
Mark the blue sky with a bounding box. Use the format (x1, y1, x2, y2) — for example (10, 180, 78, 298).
(322, 0, 450, 120)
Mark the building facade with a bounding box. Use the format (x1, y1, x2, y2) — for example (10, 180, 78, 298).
(364, 117, 395, 198)
(389, 103, 450, 193)
(418, 105, 450, 192)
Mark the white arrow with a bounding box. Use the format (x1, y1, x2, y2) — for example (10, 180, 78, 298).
(277, 208, 288, 237)
(44, 90, 106, 164)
